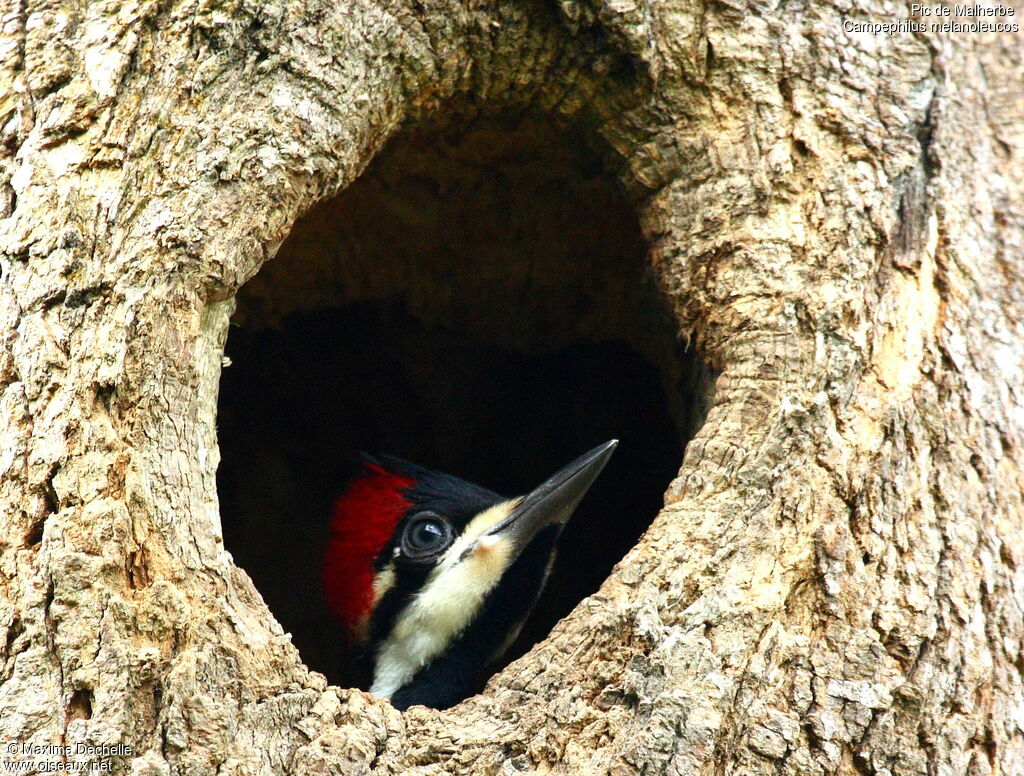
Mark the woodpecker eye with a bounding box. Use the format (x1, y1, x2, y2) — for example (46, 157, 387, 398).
(400, 513, 453, 561)
(409, 519, 445, 548)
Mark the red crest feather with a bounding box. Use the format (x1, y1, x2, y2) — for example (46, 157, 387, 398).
(321, 462, 414, 637)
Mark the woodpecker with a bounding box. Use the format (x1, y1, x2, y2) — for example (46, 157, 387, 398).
(321, 440, 617, 710)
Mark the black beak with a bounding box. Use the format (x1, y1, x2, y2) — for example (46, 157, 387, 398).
(484, 440, 618, 554)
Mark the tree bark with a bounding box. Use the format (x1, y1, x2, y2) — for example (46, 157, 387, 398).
(1, 0, 1022, 774)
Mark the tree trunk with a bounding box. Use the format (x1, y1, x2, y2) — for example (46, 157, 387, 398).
(1, 0, 1021, 774)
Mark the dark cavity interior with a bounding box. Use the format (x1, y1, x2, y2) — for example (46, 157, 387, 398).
(217, 111, 712, 688)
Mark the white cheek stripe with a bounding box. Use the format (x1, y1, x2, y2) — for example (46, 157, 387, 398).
(370, 500, 520, 700)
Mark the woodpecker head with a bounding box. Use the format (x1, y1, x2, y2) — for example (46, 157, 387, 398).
(322, 440, 617, 710)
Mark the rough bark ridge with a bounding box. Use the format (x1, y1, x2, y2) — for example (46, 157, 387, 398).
(0, 0, 1022, 774)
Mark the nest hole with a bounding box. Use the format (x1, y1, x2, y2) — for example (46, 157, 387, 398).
(217, 110, 712, 687)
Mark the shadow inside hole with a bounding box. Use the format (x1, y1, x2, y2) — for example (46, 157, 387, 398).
(216, 110, 709, 689)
